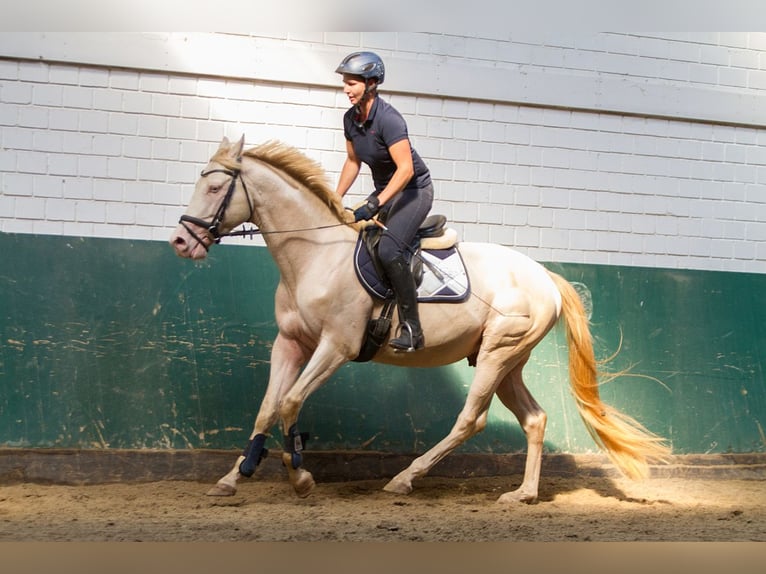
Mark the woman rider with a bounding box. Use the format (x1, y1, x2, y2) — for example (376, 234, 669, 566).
(334, 51, 434, 352)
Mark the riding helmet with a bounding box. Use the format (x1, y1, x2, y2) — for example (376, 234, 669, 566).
(335, 51, 385, 84)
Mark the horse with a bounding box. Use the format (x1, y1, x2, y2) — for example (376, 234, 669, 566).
(169, 136, 670, 504)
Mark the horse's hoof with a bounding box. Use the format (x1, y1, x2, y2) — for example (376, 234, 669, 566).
(383, 477, 413, 495)
(295, 481, 315, 498)
(293, 471, 316, 498)
(206, 482, 237, 497)
(497, 490, 537, 505)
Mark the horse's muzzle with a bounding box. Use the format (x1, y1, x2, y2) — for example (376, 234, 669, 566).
(170, 223, 210, 260)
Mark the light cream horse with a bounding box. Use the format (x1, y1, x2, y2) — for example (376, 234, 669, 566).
(170, 136, 670, 504)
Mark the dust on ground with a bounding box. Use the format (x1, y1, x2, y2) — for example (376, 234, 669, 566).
(1, 474, 763, 542)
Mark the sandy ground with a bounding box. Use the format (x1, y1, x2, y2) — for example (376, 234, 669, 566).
(1, 474, 764, 542)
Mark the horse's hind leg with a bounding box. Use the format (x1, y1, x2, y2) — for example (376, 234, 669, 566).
(494, 361, 547, 504)
(382, 366, 500, 495)
(383, 403, 492, 496)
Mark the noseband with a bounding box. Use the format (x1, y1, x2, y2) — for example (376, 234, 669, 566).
(178, 163, 254, 252)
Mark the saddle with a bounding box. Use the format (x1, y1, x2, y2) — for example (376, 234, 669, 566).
(352, 214, 470, 362)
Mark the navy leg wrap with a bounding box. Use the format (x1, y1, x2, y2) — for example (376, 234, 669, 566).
(239, 433, 268, 477)
(283, 424, 309, 470)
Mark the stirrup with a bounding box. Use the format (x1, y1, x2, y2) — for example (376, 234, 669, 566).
(389, 322, 424, 352)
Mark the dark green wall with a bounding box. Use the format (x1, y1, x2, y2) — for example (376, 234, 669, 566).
(1, 232, 764, 456)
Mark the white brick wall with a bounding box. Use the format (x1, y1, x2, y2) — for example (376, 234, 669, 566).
(1, 32, 766, 272)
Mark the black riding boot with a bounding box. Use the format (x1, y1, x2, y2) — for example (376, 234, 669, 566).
(384, 256, 425, 352)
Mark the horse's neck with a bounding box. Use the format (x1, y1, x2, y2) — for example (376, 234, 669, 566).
(266, 222, 354, 274)
(248, 166, 355, 286)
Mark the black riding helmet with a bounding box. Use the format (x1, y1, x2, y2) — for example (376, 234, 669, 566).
(335, 51, 385, 84)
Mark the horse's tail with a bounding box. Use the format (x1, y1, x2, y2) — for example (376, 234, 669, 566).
(548, 271, 671, 479)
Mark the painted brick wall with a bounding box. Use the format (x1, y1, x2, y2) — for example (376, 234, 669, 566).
(1, 32, 765, 272)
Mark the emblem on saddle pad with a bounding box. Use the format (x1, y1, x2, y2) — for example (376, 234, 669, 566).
(353, 214, 470, 303)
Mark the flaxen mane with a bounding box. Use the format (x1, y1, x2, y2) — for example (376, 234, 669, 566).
(213, 140, 347, 222)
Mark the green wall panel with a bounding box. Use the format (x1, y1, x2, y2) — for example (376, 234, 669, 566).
(0, 233, 279, 450)
(1, 232, 764, 456)
(545, 262, 766, 455)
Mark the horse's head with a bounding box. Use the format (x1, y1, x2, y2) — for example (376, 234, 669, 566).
(170, 136, 252, 259)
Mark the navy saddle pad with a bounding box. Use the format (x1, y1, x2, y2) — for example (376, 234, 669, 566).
(353, 232, 470, 303)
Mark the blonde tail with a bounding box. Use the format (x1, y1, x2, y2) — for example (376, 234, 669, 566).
(549, 271, 671, 479)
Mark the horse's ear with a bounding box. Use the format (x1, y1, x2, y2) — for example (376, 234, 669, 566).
(232, 135, 245, 158)
(217, 136, 244, 158)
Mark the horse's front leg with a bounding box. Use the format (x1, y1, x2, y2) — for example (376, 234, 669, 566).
(277, 338, 351, 498)
(207, 333, 306, 496)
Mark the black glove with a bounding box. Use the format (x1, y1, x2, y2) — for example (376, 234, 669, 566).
(353, 195, 380, 222)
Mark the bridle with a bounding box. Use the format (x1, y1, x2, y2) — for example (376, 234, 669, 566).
(178, 162, 254, 252)
(178, 159, 353, 250)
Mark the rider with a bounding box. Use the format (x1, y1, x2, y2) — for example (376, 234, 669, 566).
(335, 51, 434, 352)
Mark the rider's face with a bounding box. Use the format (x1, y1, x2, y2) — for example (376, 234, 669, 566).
(342, 74, 370, 106)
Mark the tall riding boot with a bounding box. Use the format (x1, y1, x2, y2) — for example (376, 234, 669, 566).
(385, 256, 425, 352)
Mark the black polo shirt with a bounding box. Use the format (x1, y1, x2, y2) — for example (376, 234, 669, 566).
(343, 96, 431, 194)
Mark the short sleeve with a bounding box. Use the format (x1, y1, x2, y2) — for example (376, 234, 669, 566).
(379, 108, 409, 148)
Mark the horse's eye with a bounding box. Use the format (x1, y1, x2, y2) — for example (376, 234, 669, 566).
(209, 185, 222, 194)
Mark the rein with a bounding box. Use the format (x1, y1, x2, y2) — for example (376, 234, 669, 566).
(179, 163, 349, 250)
(180, 172, 514, 317)
(223, 221, 350, 239)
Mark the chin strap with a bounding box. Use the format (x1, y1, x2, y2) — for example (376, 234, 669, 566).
(353, 83, 377, 128)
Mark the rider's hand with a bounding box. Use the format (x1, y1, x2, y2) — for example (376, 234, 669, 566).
(353, 195, 380, 222)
